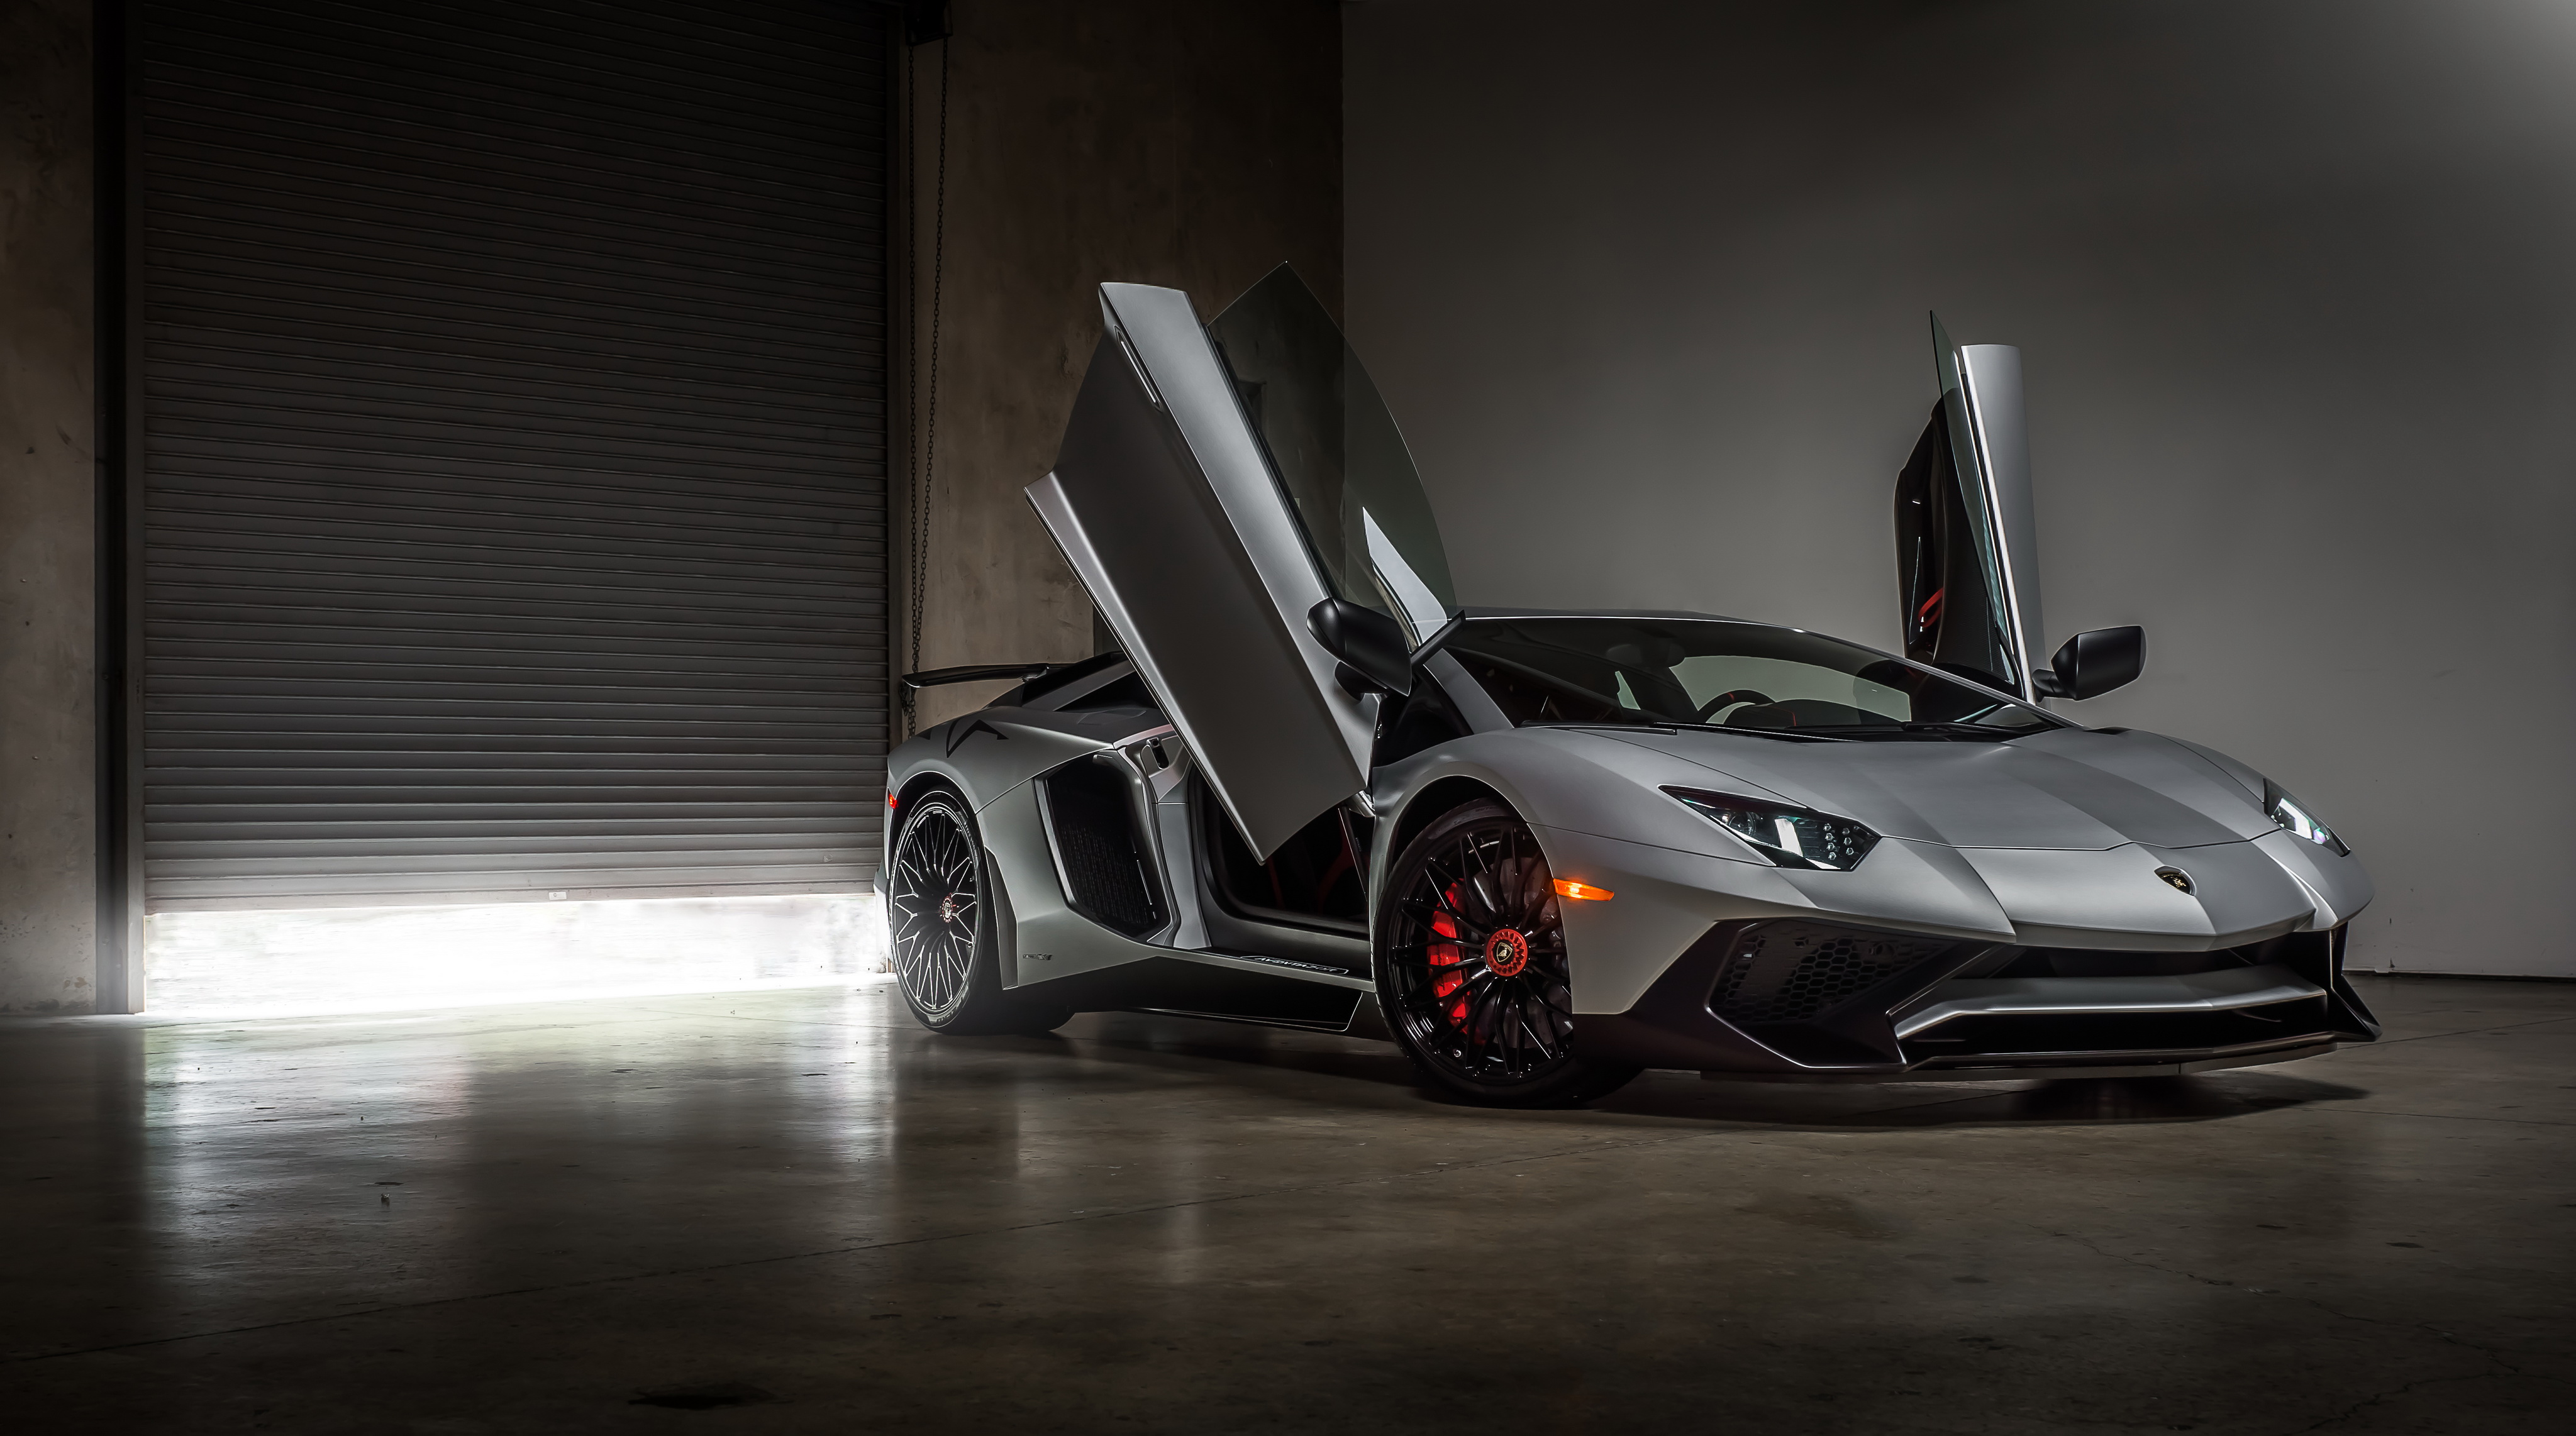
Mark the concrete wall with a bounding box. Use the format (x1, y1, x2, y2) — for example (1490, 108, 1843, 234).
(1348, 1, 2576, 975)
(898, 0, 1342, 732)
(0, 0, 96, 1013)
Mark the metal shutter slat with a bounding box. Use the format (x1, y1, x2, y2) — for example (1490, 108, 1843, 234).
(141, 0, 887, 909)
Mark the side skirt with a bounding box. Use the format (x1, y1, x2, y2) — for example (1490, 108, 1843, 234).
(1016, 951, 1369, 1032)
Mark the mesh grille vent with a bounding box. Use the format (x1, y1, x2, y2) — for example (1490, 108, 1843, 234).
(1043, 759, 1161, 936)
(1711, 922, 1956, 1026)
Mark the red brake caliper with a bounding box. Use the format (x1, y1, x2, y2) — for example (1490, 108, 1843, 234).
(1429, 883, 1467, 1029)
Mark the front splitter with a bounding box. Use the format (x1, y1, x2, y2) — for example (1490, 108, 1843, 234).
(1696, 1037, 2340, 1083)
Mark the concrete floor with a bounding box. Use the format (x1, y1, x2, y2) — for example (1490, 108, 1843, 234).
(0, 975, 2567, 1433)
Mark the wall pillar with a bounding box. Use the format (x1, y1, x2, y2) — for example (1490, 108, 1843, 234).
(894, 0, 1342, 734)
(0, 0, 98, 1014)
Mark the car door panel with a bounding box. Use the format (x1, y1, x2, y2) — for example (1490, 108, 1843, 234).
(1031, 283, 1374, 860)
(1896, 316, 2046, 700)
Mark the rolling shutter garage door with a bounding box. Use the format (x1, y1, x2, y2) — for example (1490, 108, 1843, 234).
(137, 0, 889, 909)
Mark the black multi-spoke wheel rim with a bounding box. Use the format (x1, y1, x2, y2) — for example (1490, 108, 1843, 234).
(889, 798, 979, 1023)
(1387, 818, 1576, 1086)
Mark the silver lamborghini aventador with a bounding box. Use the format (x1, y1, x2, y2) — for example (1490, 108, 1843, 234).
(877, 265, 2378, 1107)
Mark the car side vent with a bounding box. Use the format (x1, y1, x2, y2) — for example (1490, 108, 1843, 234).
(1040, 756, 1164, 937)
(1711, 922, 1957, 1026)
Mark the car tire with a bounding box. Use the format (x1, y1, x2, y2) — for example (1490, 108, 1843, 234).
(888, 787, 1072, 1037)
(1375, 798, 1638, 1107)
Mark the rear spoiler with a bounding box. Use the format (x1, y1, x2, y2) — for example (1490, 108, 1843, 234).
(900, 663, 1063, 690)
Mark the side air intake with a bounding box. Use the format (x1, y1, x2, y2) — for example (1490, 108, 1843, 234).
(1039, 756, 1165, 937)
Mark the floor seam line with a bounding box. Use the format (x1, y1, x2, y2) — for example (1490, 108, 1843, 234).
(2306, 1108, 2574, 1128)
(2365, 1014, 2575, 1047)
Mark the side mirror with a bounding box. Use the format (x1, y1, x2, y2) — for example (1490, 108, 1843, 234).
(2038, 626, 2145, 701)
(1307, 598, 1414, 699)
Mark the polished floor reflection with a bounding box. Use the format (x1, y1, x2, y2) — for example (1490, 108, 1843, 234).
(1, 976, 2568, 1432)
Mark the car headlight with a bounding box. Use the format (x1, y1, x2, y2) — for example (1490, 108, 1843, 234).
(2264, 780, 2349, 856)
(1664, 788, 1879, 870)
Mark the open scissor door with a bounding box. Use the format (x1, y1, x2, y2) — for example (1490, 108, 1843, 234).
(1894, 315, 2046, 700)
(1029, 268, 1456, 858)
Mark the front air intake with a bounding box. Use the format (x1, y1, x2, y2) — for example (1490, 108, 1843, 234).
(1710, 922, 1960, 1026)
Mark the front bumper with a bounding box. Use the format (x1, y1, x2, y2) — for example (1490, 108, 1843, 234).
(1574, 917, 2380, 1079)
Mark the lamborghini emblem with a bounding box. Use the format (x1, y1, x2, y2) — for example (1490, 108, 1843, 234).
(2155, 866, 2194, 894)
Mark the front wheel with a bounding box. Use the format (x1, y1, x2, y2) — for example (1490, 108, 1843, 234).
(888, 788, 1070, 1036)
(1376, 800, 1638, 1107)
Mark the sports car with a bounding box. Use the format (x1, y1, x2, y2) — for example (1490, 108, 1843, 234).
(877, 265, 2379, 1106)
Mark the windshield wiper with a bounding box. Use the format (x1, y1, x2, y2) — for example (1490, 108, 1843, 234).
(1531, 721, 1845, 743)
(1668, 721, 1855, 743)
(1579, 721, 1852, 743)
(1829, 721, 2038, 740)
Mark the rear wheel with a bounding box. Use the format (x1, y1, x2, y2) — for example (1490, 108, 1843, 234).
(1376, 800, 1637, 1107)
(888, 788, 1070, 1036)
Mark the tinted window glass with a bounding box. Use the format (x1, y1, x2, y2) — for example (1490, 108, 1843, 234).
(1445, 618, 2058, 737)
(1207, 265, 1457, 646)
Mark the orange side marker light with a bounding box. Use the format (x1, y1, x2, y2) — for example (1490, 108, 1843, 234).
(1552, 878, 1614, 902)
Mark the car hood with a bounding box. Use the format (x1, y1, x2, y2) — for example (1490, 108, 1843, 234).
(1591, 725, 2275, 851)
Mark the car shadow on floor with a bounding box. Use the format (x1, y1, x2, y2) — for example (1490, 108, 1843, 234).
(1014, 1013, 1427, 1094)
(1016, 1012, 2372, 1130)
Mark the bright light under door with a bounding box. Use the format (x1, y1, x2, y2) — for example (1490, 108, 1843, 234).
(144, 894, 890, 1019)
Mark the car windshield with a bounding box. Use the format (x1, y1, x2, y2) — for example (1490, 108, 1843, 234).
(1442, 617, 2062, 738)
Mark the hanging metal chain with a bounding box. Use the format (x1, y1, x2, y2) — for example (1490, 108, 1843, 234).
(901, 34, 950, 737)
